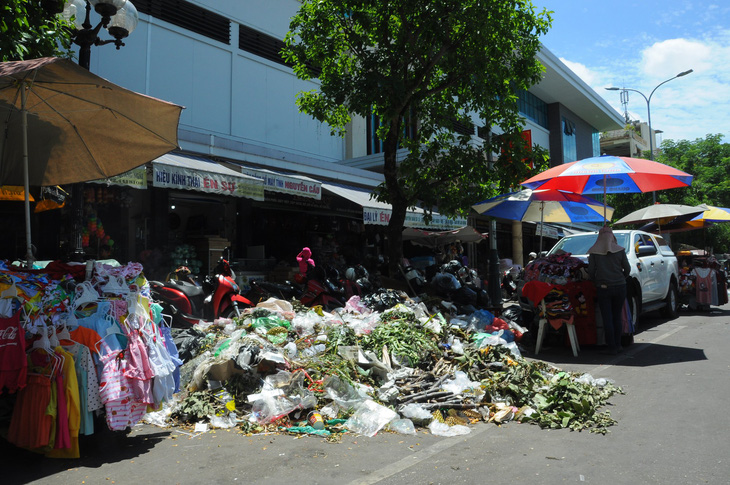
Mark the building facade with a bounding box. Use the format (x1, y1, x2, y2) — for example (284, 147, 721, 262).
(47, 0, 623, 280)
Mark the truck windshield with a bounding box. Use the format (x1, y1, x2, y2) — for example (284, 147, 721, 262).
(549, 233, 631, 256)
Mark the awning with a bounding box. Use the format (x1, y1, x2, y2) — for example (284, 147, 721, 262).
(322, 183, 467, 230)
(227, 163, 322, 200)
(152, 153, 264, 200)
(88, 166, 147, 189)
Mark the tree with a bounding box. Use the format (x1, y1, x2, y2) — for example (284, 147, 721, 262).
(283, 0, 551, 274)
(1, 0, 72, 61)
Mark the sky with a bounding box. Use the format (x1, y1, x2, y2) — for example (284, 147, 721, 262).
(530, 0, 730, 144)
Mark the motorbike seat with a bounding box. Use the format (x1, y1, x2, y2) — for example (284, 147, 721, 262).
(164, 279, 205, 299)
(257, 281, 295, 293)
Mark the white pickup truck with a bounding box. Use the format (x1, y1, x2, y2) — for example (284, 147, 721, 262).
(521, 229, 680, 326)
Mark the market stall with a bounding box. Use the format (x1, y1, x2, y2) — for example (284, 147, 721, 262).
(676, 251, 729, 310)
(0, 260, 182, 458)
(521, 253, 600, 353)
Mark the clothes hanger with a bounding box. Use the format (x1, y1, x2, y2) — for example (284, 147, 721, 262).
(160, 313, 173, 328)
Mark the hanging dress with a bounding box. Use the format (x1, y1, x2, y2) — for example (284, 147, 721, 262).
(97, 340, 146, 431)
(0, 309, 27, 394)
(8, 349, 55, 449)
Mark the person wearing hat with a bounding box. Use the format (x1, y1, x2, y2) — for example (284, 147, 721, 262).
(587, 226, 631, 355)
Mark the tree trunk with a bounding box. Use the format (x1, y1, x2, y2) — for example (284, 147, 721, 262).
(382, 120, 406, 278)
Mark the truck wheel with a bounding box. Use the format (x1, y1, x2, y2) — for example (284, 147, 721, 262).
(661, 281, 679, 319)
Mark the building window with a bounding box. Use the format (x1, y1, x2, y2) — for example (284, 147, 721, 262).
(592, 129, 600, 157)
(562, 117, 577, 162)
(517, 89, 548, 129)
(135, 0, 230, 45)
(366, 111, 417, 155)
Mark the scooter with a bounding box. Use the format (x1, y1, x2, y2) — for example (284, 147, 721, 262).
(298, 265, 346, 311)
(149, 259, 252, 328)
(501, 265, 521, 301)
(246, 278, 303, 305)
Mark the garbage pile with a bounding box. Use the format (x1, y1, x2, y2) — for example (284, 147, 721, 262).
(147, 293, 622, 437)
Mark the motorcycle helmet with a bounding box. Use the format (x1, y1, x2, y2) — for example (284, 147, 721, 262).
(345, 267, 357, 281)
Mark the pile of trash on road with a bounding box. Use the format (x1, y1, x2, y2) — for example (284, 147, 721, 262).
(145, 292, 622, 438)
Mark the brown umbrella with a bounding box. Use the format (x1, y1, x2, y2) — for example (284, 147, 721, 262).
(0, 57, 183, 263)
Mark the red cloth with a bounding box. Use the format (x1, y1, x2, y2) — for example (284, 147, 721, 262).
(521, 280, 558, 306)
(42, 261, 87, 281)
(0, 310, 27, 394)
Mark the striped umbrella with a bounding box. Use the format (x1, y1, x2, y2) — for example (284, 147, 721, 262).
(472, 188, 613, 251)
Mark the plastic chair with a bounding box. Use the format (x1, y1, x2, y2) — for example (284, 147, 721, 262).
(534, 299, 580, 357)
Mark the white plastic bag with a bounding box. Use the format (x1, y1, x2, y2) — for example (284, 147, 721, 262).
(387, 418, 417, 435)
(428, 420, 471, 437)
(344, 399, 398, 437)
(442, 371, 482, 396)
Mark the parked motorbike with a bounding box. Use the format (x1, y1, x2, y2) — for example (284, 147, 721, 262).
(341, 264, 377, 299)
(149, 259, 252, 328)
(501, 264, 522, 302)
(430, 260, 489, 312)
(246, 278, 303, 305)
(299, 264, 346, 310)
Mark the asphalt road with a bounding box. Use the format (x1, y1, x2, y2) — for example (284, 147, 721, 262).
(6, 302, 730, 485)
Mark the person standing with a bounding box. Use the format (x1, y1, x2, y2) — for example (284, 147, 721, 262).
(587, 226, 631, 355)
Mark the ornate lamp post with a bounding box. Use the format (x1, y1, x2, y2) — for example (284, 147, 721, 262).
(43, 0, 138, 259)
(606, 69, 693, 203)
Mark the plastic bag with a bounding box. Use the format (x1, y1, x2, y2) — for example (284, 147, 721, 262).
(428, 420, 471, 437)
(442, 371, 482, 396)
(399, 403, 433, 425)
(323, 375, 369, 409)
(575, 373, 612, 388)
(468, 309, 495, 332)
(473, 331, 522, 359)
(386, 418, 416, 435)
(209, 412, 238, 429)
(344, 399, 398, 437)
(291, 311, 322, 337)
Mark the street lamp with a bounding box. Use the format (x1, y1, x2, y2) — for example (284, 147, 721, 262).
(606, 69, 693, 202)
(59, 0, 139, 70)
(44, 0, 138, 259)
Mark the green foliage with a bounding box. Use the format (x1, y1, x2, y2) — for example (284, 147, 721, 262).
(360, 319, 440, 366)
(474, 346, 622, 434)
(283, 0, 552, 270)
(174, 391, 218, 422)
(1, 0, 73, 61)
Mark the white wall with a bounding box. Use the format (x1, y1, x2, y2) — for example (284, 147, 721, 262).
(83, 1, 345, 170)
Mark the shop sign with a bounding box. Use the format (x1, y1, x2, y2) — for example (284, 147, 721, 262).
(0, 186, 32, 201)
(363, 208, 467, 230)
(535, 223, 561, 238)
(238, 167, 322, 200)
(153, 164, 264, 200)
(89, 166, 147, 189)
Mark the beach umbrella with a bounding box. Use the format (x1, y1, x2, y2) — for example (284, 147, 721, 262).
(521, 155, 694, 220)
(472, 188, 614, 252)
(402, 225, 487, 250)
(0, 57, 183, 264)
(640, 206, 730, 233)
(614, 203, 708, 226)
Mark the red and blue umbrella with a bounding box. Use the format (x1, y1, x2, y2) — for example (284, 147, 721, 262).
(521, 155, 693, 196)
(472, 188, 614, 251)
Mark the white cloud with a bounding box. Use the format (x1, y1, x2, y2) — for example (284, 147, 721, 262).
(559, 58, 603, 86)
(556, 33, 730, 142)
(641, 38, 712, 78)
